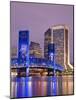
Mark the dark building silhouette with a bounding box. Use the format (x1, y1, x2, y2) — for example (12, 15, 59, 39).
(44, 28, 52, 59)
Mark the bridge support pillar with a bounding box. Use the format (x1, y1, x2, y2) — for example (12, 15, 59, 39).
(53, 69, 56, 76)
(48, 69, 50, 76)
(26, 67, 29, 77)
(17, 69, 20, 76)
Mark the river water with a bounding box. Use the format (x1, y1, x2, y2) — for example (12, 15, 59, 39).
(11, 75, 74, 98)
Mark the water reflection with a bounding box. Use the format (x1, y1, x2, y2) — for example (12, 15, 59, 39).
(11, 75, 74, 98)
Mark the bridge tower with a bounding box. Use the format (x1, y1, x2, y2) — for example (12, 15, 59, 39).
(18, 30, 30, 76)
(48, 43, 56, 75)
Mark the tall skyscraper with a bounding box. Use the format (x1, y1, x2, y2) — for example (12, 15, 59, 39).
(30, 41, 42, 58)
(44, 25, 73, 70)
(52, 25, 67, 69)
(52, 25, 73, 70)
(44, 28, 51, 59)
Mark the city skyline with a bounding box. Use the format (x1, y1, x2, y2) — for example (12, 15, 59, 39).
(11, 26, 73, 65)
(10, 2, 74, 98)
(11, 2, 73, 64)
(11, 25, 73, 71)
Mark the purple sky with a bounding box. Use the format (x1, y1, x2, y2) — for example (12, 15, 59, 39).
(10, 1, 74, 64)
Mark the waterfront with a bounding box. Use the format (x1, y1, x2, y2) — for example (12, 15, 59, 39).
(11, 75, 74, 98)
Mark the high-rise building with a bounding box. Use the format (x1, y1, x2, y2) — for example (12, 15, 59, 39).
(44, 25, 73, 70)
(52, 25, 67, 69)
(30, 41, 42, 58)
(44, 28, 51, 59)
(52, 25, 73, 70)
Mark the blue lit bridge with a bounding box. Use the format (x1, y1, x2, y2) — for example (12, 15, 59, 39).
(11, 30, 64, 77)
(11, 57, 64, 76)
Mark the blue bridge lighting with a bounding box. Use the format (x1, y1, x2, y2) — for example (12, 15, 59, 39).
(11, 57, 64, 71)
(11, 30, 64, 72)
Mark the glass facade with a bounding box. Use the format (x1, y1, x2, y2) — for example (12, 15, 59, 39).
(53, 29, 64, 67)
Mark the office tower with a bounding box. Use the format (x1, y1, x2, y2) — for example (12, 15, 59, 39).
(52, 25, 73, 70)
(30, 41, 42, 58)
(44, 28, 51, 59)
(44, 25, 73, 70)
